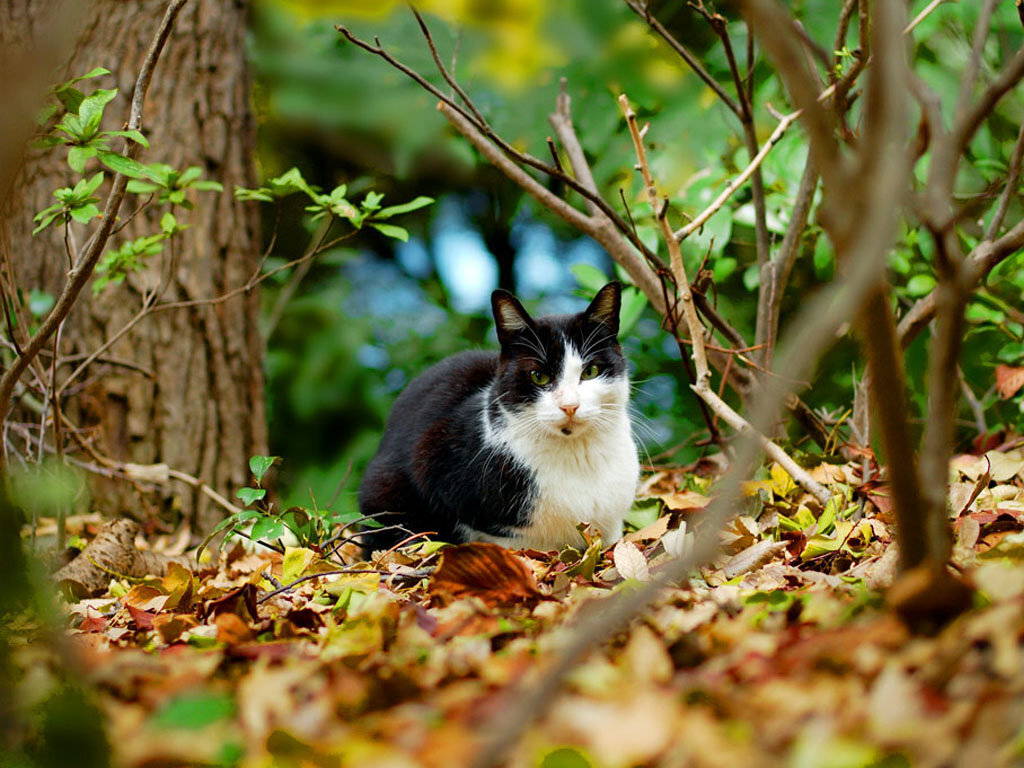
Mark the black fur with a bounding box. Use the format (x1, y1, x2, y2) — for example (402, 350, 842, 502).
(358, 282, 624, 551)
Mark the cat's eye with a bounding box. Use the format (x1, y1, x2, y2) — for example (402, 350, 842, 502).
(581, 363, 600, 380)
(529, 370, 551, 386)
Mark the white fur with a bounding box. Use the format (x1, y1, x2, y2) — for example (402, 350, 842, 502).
(463, 342, 640, 550)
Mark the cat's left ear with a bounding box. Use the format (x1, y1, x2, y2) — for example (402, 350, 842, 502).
(583, 281, 622, 336)
(492, 289, 537, 347)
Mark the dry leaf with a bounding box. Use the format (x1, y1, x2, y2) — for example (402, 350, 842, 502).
(427, 542, 541, 605)
(613, 539, 650, 581)
(995, 364, 1024, 400)
(721, 540, 788, 579)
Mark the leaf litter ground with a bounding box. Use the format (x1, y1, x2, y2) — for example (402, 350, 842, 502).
(13, 449, 1024, 767)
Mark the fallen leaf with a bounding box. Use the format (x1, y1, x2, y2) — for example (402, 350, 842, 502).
(721, 540, 788, 579)
(214, 612, 254, 645)
(428, 543, 541, 605)
(613, 540, 650, 581)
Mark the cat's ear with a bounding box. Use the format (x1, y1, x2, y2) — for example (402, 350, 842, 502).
(492, 290, 537, 347)
(583, 281, 622, 335)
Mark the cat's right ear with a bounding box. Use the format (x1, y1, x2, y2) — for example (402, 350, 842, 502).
(491, 290, 536, 348)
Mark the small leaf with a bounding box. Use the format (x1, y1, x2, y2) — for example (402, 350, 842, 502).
(236, 487, 267, 506)
(905, 274, 936, 297)
(373, 195, 434, 219)
(67, 144, 96, 173)
(69, 204, 100, 224)
(570, 263, 609, 294)
(612, 539, 650, 581)
(160, 212, 178, 235)
(63, 66, 112, 85)
(77, 88, 118, 131)
(368, 222, 408, 242)
(103, 129, 149, 148)
(126, 179, 159, 194)
(250, 515, 285, 542)
(248, 455, 280, 484)
(96, 151, 154, 180)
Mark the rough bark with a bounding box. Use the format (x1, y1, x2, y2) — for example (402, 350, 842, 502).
(0, 0, 266, 534)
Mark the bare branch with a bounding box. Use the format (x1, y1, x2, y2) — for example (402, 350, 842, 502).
(438, 101, 667, 315)
(623, 0, 742, 117)
(620, 93, 830, 505)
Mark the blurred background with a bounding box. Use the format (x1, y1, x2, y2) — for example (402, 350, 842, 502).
(246, 0, 1024, 516)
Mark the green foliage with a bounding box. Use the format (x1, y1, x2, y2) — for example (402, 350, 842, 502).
(127, 164, 223, 209)
(235, 166, 433, 241)
(200, 455, 358, 559)
(33, 172, 105, 233)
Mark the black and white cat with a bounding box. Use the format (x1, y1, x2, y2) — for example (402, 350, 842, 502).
(358, 281, 640, 552)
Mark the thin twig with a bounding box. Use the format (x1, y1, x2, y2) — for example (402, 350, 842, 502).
(674, 111, 800, 242)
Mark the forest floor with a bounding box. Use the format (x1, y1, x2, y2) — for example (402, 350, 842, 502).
(12, 448, 1024, 768)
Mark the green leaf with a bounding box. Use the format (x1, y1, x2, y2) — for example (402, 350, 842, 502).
(361, 190, 385, 212)
(149, 692, 235, 730)
(234, 186, 274, 203)
(77, 171, 106, 197)
(373, 195, 434, 219)
(236, 487, 267, 506)
(32, 211, 62, 235)
(77, 88, 117, 131)
(368, 222, 409, 241)
(126, 180, 159, 195)
(53, 86, 86, 116)
(189, 180, 223, 192)
(67, 145, 97, 173)
(103, 129, 149, 148)
(195, 514, 244, 560)
(250, 516, 285, 542)
(62, 67, 112, 85)
(248, 455, 280, 484)
(905, 274, 936, 297)
(160, 212, 178, 235)
(69, 204, 100, 224)
(96, 151, 154, 180)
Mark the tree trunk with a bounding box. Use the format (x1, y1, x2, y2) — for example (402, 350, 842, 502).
(0, 0, 266, 534)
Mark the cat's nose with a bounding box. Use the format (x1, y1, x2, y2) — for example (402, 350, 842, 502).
(560, 404, 579, 418)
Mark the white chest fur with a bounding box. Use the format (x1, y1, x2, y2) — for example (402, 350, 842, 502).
(469, 372, 641, 551)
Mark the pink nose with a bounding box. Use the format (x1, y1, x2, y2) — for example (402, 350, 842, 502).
(560, 404, 578, 418)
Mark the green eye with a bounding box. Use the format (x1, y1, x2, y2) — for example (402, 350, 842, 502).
(529, 370, 551, 386)
(581, 364, 600, 380)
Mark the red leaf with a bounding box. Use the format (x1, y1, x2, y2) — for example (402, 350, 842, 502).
(995, 364, 1024, 400)
(428, 542, 542, 606)
(126, 604, 156, 631)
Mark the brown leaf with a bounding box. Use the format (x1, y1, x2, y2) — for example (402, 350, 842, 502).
(215, 611, 254, 645)
(428, 542, 541, 605)
(153, 613, 199, 644)
(995, 364, 1024, 400)
(721, 539, 788, 579)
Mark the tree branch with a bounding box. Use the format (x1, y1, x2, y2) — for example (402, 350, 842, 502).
(620, 93, 830, 505)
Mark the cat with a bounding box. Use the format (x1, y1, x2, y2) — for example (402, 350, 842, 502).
(357, 281, 640, 552)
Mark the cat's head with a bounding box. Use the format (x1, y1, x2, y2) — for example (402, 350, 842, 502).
(490, 282, 628, 438)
